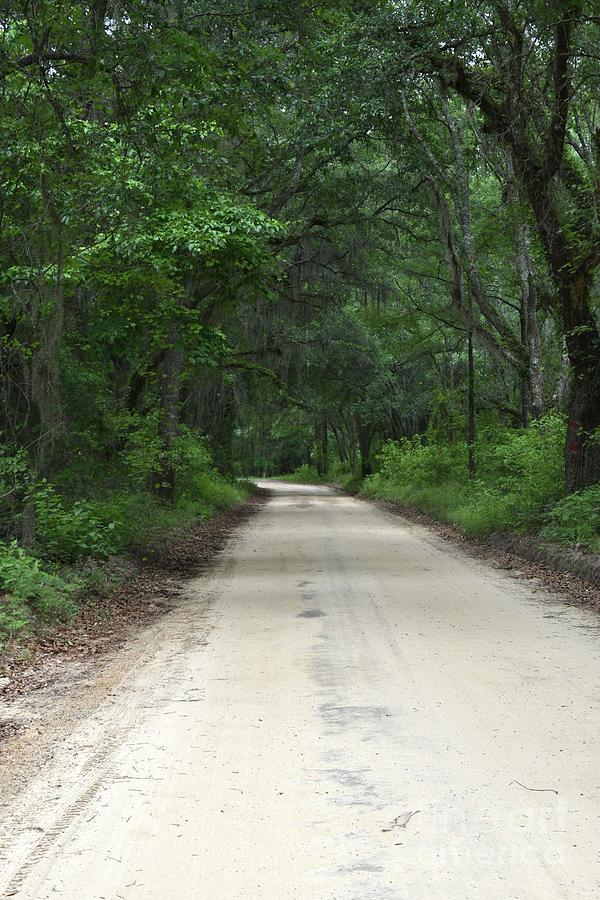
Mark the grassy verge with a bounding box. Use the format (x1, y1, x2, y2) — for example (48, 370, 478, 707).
(0, 473, 253, 653)
(360, 416, 600, 554)
(272, 464, 328, 484)
(273, 463, 361, 492)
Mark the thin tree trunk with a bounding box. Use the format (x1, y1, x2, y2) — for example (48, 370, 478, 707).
(331, 424, 347, 464)
(467, 330, 476, 478)
(515, 220, 544, 423)
(356, 417, 372, 477)
(553, 345, 570, 411)
(314, 422, 323, 476)
(320, 415, 328, 476)
(526, 272, 544, 419)
(155, 323, 185, 502)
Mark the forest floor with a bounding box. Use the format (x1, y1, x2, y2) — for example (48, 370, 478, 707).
(1, 481, 599, 898)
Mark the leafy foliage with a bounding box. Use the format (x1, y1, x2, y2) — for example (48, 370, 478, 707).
(1, 2, 600, 651)
(0, 542, 76, 645)
(363, 418, 566, 537)
(542, 487, 600, 552)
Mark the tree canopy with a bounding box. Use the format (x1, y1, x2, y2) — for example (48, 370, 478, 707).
(1, 0, 600, 583)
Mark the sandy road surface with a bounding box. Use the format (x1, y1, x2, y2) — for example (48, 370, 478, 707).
(1, 482, 599, 899)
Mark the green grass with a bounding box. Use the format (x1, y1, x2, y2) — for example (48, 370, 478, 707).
(86, 477, 250, 557)
(360, 416, 600, 549)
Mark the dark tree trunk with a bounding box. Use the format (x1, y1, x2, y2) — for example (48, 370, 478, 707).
(331, 424, 347, 463)
(356, 418, 372, 477)
(563, 277, 600, 492)
(518, 251, 529, 429)
(314, 422, 323, 476)
(154, 326, 185, 503)
(320, 415, 328, 476)
(565, 378, 600, 493)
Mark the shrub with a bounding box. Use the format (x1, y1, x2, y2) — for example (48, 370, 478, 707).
(0, 442, 31, 539)
(375, 436, 467, 487)
(32, 482, 120, 562)
(28, 429, 247, 563)
(542, 485, 600, 550)
(0, 541, 76, 645)
(362, 416, 567, 538)
(277, 464, 324, 483)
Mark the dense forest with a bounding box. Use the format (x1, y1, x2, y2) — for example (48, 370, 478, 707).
(2, 0, 600, 643)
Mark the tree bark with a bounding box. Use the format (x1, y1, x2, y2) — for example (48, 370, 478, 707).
(526, 271, 544, 420)
(514, 219, 544, 424)
(314, 422, 323, 476)
(154, 323, 185, 502)
(331, 424, 347, 464)
(562, 275, 600, 492)
(422, 7, 600, 488)
(356, 418, 372, 477)
(467, 330, 476, 478)
(320, 415, 328, 476)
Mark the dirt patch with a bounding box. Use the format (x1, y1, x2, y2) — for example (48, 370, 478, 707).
(0, 491, 268, 707)
(364, 497, 600, 616)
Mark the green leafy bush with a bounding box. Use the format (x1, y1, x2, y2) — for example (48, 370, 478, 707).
(0, 541, 76, 645)
(542, 485, 600, 550)
(276, 464, 325, 484)
(32, 482, 120, 563)
(375, 435, 467, 487)
(118, 412, 164, 488)
(27, 430, 247, 564)
(0, 427, 250, 645)
(363, 416, 567, 537)
(0, 442, 31, 538)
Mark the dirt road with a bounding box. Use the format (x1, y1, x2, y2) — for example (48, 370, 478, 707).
(1, 482, 599, 899)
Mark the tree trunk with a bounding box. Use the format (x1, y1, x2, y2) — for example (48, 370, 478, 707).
(517, 235, 529, 428)
(467, 330, 476, 478)
(356, 418, 372, 477)
(563, 277, 600, 491)
(320, 415, 328, 476)
(553, 345, 570, 411)
(527, 271, 544, 420)
(565, 378, 600, 492)
(331, 424, 347, 464)
(314, 422, 323, 476)
(515, 221, 544, 422)
(21, 497, 36, 549)
(154, 324, 185, 502)
(32, 182, 65, 479)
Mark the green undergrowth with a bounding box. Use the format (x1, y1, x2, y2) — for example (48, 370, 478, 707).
(274, 462, 360, 491)
(541, 485, 600, 552)
(274, 463, 327, 484)
(0, 543, 78, 644)
(0, 437, 252, 651)
(361, 415, 600, 553)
